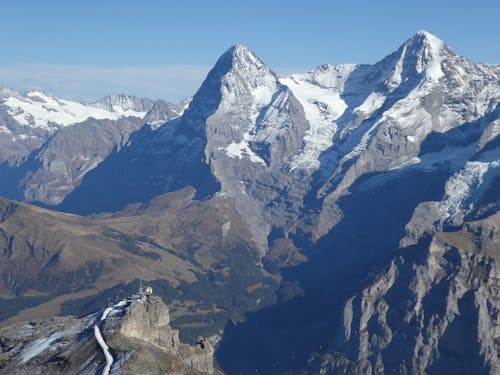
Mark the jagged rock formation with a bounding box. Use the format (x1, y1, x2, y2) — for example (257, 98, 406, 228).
(106, 295, 214, 374)
(0, 294, 214, 374)
(310, 212, 500, 374)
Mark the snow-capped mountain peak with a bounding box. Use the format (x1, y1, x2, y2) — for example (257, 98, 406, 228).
(224, 44, 266, 67)
(24, 89, 55, 100)
(90, 94, 155, 113)
(204, 44, 279, 111)
(0, 87, 18, 98)
(400, 30, 447, 80)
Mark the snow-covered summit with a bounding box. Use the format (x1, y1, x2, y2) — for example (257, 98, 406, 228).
(222, 44, 266, 67)
(188, 43, 279, 119)
(400, 30, 447, 80)
(0, 88, 154, 131)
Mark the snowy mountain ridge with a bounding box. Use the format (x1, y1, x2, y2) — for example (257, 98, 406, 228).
(0, 89, 182, 204)
(0, 31, 498, 245)
(0, 89, 151, 131)
(38, 30, 499, 254)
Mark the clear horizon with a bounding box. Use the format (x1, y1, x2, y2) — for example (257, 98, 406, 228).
(1, 0, 498, 102)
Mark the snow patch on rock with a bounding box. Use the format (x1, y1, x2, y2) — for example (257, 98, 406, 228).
(280, 74, 348, 170)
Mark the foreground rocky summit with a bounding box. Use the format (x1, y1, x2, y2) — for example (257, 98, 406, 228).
(0, 293, 214, 374)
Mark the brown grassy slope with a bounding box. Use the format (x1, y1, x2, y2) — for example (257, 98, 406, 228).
(0, 188, 276, 333)
(96, 187, 258, 269)
(0, 196, 197, 323)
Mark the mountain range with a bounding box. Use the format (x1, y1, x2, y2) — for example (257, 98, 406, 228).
(0, 30, 498, 374)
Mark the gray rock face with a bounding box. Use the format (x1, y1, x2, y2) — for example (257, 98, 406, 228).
(106, 295, 214, 374)
(21, 117, 145, 204)
(311, 212, 500, 374)
(202, 45, 311, 252)
(0, 294, 214, 374)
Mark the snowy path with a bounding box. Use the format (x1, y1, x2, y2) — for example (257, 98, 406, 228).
(94, 322, 113, 375)
(94, 300, 128, 375)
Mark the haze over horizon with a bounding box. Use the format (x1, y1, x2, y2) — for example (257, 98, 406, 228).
(1, 0, 498, 102)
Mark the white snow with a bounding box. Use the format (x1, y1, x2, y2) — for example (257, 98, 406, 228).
(1, 90, 147, 130)
(422, 31, 445, 81)
(308, 64, 356, 90)
(354, 92, 386, 115)
(280, 74, 348, 170)
(339, 120, 381, 165)
(94, 323, 113, 375)
(93, 300, 128, 375)
(251, 85, 274, 107)
(221, 220, 231, 238)
(440, 159, 500, 221)
(409, 31, 445, 80)
(386, 45, 406, 91)
(224, 135, 266, 166)
(0, 125, 11, 134)
(100, 306, 114, 321)
(101, 300, 128, 321)
(19, 318, 91, 365)
(21, 332, 63, 363)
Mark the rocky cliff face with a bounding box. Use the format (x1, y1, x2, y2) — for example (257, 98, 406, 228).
(310, 212, 500, 374)
(0, 294, 214, 374)
(106, 295, 214, 374)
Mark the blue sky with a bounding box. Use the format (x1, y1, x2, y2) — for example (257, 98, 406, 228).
(1, 0, 498, 102)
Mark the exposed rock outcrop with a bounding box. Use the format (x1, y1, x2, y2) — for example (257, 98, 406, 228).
(105, 295, 214, 374)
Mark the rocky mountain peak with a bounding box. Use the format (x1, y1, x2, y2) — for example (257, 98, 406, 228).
(180, 43, 279, 128)
(24, 89, 57, 102)
(90, 94, 155, 112)
(223, 44, 264, 66)
(397, 29, 448, 79)
(210, 44, 276, 85)
(404, 30, 446, 55)
(377, 30, 450, 92)
(0, 87, 20, 99)
(211, 44, 279, 111)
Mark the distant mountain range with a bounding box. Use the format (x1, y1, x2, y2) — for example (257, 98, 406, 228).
(0, 30, 498, 374)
